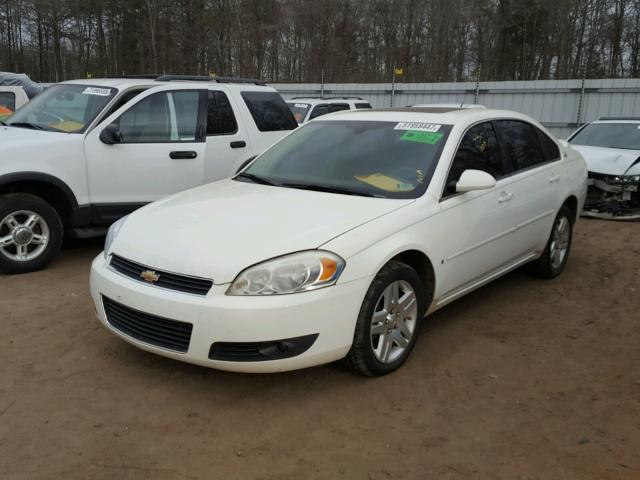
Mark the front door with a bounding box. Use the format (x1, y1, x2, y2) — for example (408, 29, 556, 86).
(84, 87, 207, 222)
(430, 121, 519, 302)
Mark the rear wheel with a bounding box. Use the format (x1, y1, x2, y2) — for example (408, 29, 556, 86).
(527, 205, 573, 279)
(343, 261, 426, 376)
(0, 194, 63, 274)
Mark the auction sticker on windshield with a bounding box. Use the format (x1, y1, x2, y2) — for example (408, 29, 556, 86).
(83, 87, 112, 96)
(400, 131, 443, 145)
(394, 122, 441, 132)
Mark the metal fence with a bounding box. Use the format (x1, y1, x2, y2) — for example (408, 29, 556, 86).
(270, 78, 640, 138)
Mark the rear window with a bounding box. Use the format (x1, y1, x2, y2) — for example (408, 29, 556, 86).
(207, 90, 237, 135)
(535, 127, 561, 161)
(0, 92, 16, 113)
(355, 103, 372, 109)
(241, 91, 297, 132)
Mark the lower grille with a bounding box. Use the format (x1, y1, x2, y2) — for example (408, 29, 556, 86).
(102, 296, 193, 353)
(110, 255, 213, 296)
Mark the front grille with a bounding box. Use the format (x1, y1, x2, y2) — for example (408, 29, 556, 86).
(110, 255, 213, 296)
(102, 296, 193, 352)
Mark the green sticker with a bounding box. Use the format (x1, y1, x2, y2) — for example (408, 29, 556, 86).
(400, 130, 443, 145)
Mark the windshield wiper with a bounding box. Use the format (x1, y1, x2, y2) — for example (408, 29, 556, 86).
(7, 122, 46, 131)
(281, 182, 375, 197)
(235, 172, 278, 186)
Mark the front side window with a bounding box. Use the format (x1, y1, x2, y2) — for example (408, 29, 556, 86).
(115, 90, 200, 143)
(287, 102, 311, 123)
(0, 92, 16, 115)
(569, 122, 640, 150)
(329, 103, 350, 113)
(207, 90, 237, 135)
(355, 103, 372, 109)
(6, 84, 116, 133)
(496, 120, 546, 170)
(445, 122, 504, 195)
(240, 120, 452, 199)
(241, 91, 297, 132)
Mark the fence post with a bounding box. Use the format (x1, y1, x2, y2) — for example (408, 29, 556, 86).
(320, 69, 324, 98)
(576, 69, 586, 126)
(390, 69, 396, 107)
(474, 65, 481, 104)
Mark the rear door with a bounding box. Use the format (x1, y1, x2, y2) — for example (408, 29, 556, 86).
(494, 120, 563, 255)
(84, 85, 207, 222)
(204, 88, 251, 182)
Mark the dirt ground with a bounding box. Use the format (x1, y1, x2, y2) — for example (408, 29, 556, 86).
(0, 219, 639, 480)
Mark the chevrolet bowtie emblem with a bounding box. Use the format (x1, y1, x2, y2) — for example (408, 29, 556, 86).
(140, 270, 160, 283)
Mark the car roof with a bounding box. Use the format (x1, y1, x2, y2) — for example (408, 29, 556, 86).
(287, 97, 368, 105)
(592, 117, 640, 124)
(312, 107, 539, 127)
(411, 103, 486, 109)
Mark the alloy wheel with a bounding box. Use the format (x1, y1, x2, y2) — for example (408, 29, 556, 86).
(0, 210, 50, 262)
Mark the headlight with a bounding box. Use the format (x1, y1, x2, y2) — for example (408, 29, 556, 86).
(227, 250, 345, 296)
(103, 215, 128, 259)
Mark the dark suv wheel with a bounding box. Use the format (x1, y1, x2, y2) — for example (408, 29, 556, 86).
(0, 193, 64, 274)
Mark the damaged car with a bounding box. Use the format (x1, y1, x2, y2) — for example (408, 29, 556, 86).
(568, 117, 640, 220)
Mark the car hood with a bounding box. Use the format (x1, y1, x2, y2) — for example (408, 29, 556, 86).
(0, 125, 71, 149)
(111, 179, 414, 284)
(571, 144, 640, 175)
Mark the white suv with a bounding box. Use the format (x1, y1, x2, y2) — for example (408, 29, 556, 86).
(91, 107, 587, 375)
(286, 97, 372, 124)
(0, 75, 297, 273)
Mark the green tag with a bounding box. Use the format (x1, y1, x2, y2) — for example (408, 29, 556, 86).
(400, 130, 443, 145)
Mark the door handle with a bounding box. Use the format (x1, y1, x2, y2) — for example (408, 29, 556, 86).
(549, 175, 561, 183)
(230, 141, 246, 149)
(170, 151, 197, 160)
(498, 191, 514, 203)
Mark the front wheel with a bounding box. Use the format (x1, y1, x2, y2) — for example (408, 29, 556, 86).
(0, 193, 64, 274)
(527, 205, 574, 279)
(343, 261, 426, 376)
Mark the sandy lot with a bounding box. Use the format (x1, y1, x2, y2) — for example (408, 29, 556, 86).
(0, 219, 638, 480)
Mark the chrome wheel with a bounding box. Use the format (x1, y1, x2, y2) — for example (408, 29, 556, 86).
(370, 280, 418, 364)
(0, 210, 50, 262)
(549, 215, 570, 270)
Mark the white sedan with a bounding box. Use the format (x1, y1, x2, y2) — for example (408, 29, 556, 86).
(90, 107, 587, 376)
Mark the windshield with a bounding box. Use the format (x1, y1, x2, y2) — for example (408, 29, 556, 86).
(569, 123, 640, 150)
(240, 120, 452, 199)
(287, 102, 310, 123)
(6, 84, 116, 133)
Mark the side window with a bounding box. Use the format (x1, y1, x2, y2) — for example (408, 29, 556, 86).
(240, 91, 297, 132)
(496, 120, 546, 170)
(445, 122, 504, 195)
(99, 88, 148, 123)
(0, 92, 16, 113)
(535, 127, 561, 162)
(115, 90, 200, 143)
(207, 90, 237, 135)
(309, 104, 329, 120)
(355, 102, 372, 109)
(328, 103, 350, 113)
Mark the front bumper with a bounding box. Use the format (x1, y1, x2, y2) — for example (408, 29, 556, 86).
(90, 254, 372, 373)
(582, 173, 640, 220)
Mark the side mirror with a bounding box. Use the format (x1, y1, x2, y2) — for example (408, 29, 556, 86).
(456, 169, 496, 193)
(100, 123, 123, 145)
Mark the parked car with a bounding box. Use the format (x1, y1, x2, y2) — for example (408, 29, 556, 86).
(0, 86, 29, 120)
(568, 117, 640, 220)
(91, 106, 587, 376)
(286, 97, 372, 124)
(0, 75, 297, 274)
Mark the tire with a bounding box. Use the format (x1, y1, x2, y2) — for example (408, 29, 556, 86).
(343, 261, 427, 376)
(0, 193, 64, 274)
(527, 205, 573, 279)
